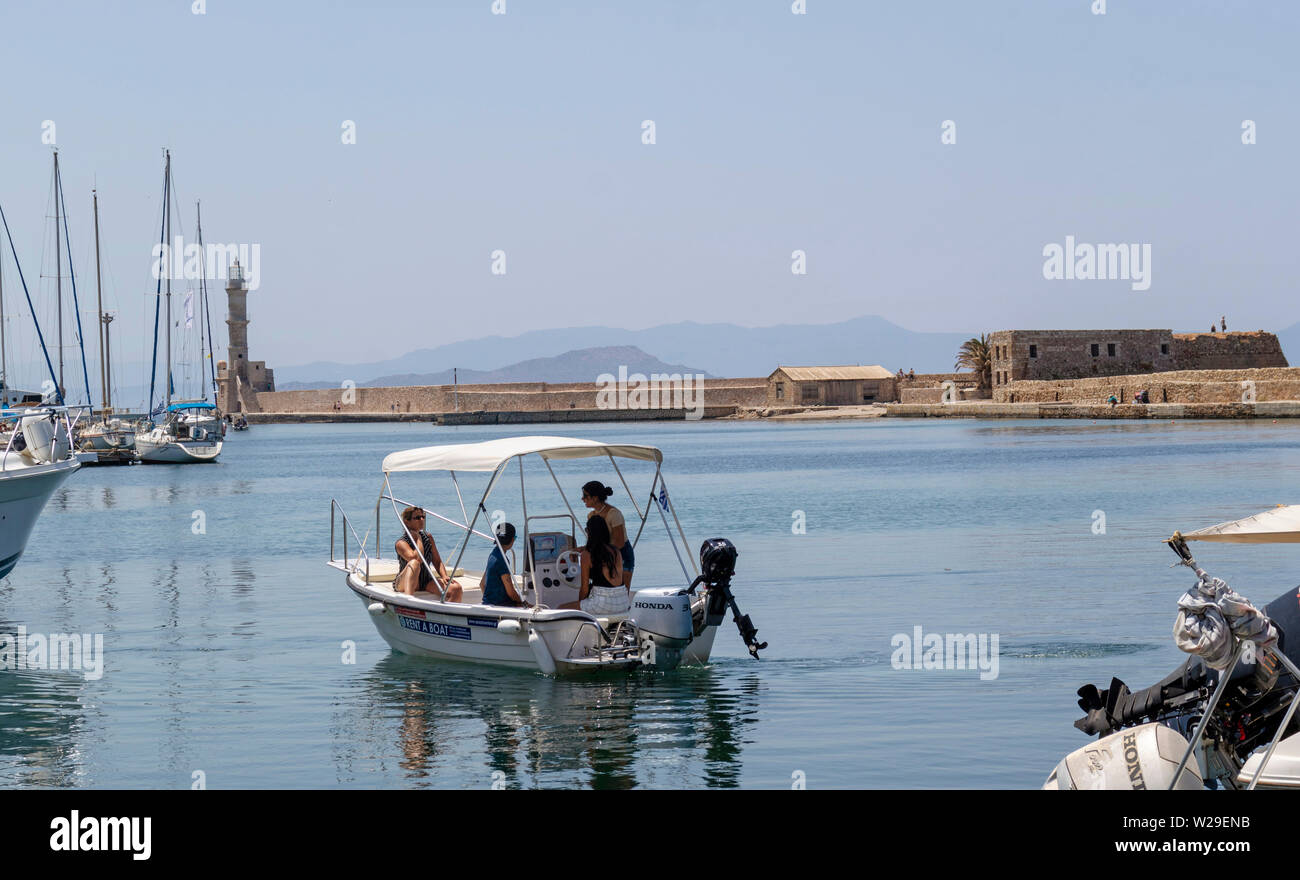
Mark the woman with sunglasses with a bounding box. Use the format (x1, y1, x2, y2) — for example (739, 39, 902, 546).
(580, 481, 634, 587)
(394, 506, 463, 601)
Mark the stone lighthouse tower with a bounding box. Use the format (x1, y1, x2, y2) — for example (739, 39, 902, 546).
(215, 259, 274, 413)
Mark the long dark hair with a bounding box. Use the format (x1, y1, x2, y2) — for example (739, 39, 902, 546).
(585, 514, 617, 578)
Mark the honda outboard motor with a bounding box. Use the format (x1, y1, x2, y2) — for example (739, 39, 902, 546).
(632, 587, 694, 669)
(688, 538, 767, 659)
(1044, 722, 1202, 790)
(1063, 583, 1300, 788)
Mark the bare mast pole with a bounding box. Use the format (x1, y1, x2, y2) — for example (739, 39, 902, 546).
(164, 150, 172, 409)
(54, 149, 63, 395)
(94, 188, 108, 414)
(196, 200, 216, 403)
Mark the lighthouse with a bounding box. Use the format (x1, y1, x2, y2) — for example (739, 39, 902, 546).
(215, 259, 275, 413)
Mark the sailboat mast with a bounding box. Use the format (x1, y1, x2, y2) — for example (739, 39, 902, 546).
(54, 149, 63, 394)
(103, 313, 113, 409)
(0, 250, 6, 389)
(196, 201, 217, 402)
(94, 188, 107, 413)
(164, 150, 172, 409)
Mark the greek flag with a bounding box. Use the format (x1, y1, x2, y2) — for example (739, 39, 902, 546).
(658, 485, 669, 511)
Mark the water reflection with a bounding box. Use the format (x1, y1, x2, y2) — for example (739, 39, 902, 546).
(0, 618, 87, 787)
(337, 658, 761, 789)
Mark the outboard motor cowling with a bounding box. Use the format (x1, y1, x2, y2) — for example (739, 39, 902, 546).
(631, 587, 693, 669)
(1044, 722, 1202, 790)
(20, 414, 68, 464)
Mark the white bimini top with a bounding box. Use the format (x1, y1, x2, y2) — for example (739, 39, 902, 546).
(381, 436, 663, 473)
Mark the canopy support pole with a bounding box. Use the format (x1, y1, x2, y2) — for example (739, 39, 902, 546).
(543, 456, 587, 539)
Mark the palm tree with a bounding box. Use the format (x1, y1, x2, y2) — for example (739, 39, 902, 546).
(955, 334, 992, 390)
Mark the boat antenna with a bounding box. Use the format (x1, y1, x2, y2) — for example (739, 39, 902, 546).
(0, 200, 65, 405)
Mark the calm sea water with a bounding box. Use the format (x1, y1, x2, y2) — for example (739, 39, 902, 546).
(3, 418, 1300, 789)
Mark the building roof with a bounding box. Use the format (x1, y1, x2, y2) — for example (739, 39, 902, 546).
(770, 365, 894, 381)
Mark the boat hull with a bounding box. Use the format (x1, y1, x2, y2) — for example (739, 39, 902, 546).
(345, 571, 715, 675)
(80, 430, 135, 451)
(0, 456, 80, 578)
(136, 435, 222, 463)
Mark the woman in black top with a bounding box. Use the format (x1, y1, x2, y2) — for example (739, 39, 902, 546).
(394, 506, 463, 601)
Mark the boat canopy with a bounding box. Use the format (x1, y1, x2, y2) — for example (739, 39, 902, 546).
(382, 436, 663, 473)
(1184, 505, 1300, 544)
(167, 402, 216, 412)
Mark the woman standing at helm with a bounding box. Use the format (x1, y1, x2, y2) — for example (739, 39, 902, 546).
(581, 480, 634, 587)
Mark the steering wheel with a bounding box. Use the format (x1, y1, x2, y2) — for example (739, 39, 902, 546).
(556, 550, 581, 583)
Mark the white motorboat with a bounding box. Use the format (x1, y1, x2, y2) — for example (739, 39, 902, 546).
(329, 436, 766, 675)
(136, 402, 222, 463)
(1048, 504, 1300, 790)
(0, 406, 81, 578)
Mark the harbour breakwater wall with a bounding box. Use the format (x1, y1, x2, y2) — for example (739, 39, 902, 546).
(994, 367, 1300, 405)
(886, 401, 1300, 419)
(250, 377, 766, 417)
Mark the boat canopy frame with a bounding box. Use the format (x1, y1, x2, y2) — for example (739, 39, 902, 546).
(334, 437, 699, 607)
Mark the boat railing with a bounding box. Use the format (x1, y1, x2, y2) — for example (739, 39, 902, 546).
(0, 404, 85, 473)
(330, 498, 374, 582)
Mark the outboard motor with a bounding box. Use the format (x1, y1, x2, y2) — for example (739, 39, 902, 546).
(1044, 722, 1202, 790)
(20, 414, 69, 464)
(631, 587, 694, 669)
(690, 538, 767, 659)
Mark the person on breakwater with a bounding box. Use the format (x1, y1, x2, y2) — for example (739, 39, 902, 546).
(580, 480, 634, 587)
(394, 506, 463, 601)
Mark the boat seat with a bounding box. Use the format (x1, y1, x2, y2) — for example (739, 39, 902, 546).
(349, 558, 468, 584)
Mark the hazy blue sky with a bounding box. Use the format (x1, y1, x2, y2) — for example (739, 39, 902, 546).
(1, 0, 1296, 392)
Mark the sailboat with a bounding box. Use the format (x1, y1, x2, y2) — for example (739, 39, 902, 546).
(0, 191, 81, 578)
(76, 188, 136, 463)
(135, 150, 223, 464)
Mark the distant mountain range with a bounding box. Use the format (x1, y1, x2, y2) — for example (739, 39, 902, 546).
(278, 346, 708, 390)
(275, 315, 976, 385)
(72, 316, 1300, 402)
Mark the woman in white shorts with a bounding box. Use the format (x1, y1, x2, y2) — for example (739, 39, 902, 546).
(561, 515, 628, 614)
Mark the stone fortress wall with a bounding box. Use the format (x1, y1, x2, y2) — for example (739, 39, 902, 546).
(253, 377, 767, 414)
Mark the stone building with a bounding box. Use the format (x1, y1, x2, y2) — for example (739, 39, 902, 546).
(988, 329, 1287, 393)
(766, 365, 897, 406)
(215, 260, 275, 414)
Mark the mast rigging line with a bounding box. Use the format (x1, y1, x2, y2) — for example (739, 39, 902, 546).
(55, 159, 94, 406)
(0, 201, 65, 405)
